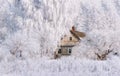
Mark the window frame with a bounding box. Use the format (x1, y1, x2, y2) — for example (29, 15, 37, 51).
(68, 48, 72, 54)
(70, 37, 72, 41)
(58, 49, 62, 54)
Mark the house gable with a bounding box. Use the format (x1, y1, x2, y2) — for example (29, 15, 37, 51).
(60, 33, 80, 47)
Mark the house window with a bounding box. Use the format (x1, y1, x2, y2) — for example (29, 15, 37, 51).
(58, 49, 61, 54)
(69, 49, 72, 53)
(70, 37, 72, 41)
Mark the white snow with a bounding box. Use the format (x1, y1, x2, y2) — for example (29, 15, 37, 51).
(0, 0, 120, 76)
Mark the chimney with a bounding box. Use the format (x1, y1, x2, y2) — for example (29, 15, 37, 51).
(72, 26, 75, 31)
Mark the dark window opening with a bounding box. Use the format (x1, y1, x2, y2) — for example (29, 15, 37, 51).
(58, 49, 61, 54)
(61, 38, 63, 40)
(69, 49, 72, 53)
(70, 37, 72, 41)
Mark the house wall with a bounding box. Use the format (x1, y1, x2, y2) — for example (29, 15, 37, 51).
(61, 47, 72, 55)
(55, 47, 72, 55)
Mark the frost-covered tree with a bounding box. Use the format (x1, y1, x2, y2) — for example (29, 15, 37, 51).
(1, 0, 120, 60)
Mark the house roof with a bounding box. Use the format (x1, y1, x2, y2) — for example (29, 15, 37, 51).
(59, 26, 86, 47)
(70, 30, 86, 40)
(60, 45, 74, 47)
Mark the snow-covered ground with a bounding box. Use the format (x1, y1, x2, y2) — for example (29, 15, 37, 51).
(1, 56, 120, 76)
(1, 0, 120, 76)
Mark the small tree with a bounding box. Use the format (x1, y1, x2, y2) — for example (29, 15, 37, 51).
(95, 42, 114, 60)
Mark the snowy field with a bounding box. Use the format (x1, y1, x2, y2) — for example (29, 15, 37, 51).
(1, 0, 120, 76)
(1, 56, 120, 76)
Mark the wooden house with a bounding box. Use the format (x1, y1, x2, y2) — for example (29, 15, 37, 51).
(54, 26, 86, 58)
